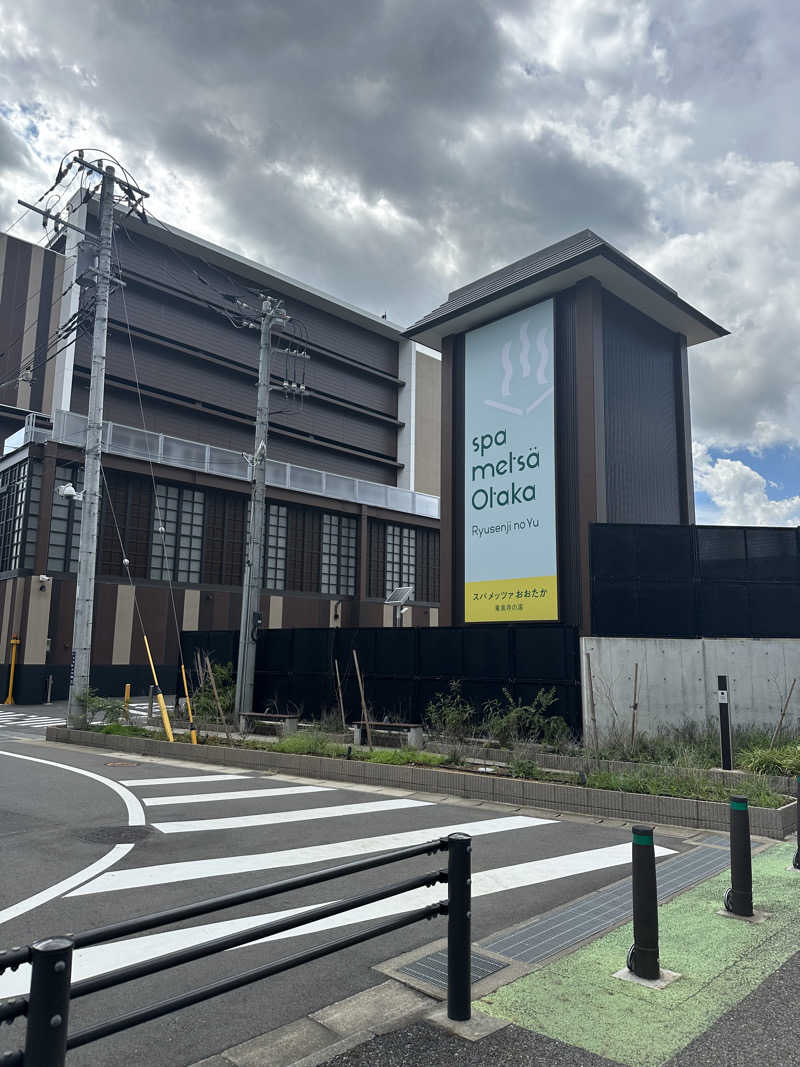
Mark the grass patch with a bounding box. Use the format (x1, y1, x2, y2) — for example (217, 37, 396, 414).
(739, 743, 800, 777)
(586, 768, 788, 808)
(91, 723, 153, 738)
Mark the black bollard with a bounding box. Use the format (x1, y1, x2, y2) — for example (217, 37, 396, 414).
(724, 795, 753, 917)
(447, 833, 472, 1021)
(24, 937, 73, 1067)
(793, 776, 800, 871)
(627, 825, 660, 980)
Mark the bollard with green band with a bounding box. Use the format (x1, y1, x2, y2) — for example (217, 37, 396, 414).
(627, 825, 660, 980)
(724, 795, 753, 917)
(793, 776, 799, 870)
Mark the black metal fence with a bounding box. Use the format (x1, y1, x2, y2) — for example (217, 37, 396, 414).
(179, 623, 581, 732)
(0, 835, 472, 1065)
(591, 523, 800, 639)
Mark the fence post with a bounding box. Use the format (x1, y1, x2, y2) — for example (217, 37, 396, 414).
(725, 795, 753, 917)
(24, 937, 73, 1067)
(447, 833, 471, 1022)
(794, 776, 800, 870)
(627, 825, 660, 980)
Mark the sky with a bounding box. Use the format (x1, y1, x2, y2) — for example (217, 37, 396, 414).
(1, 0, 799, 525)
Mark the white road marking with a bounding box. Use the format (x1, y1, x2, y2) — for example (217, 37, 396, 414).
(0, 841, 676, 997)
(153, 798, 432, 834)
(0, 845, 134, 927)
(69, 815, 553, 895)
(0, 749, 145, 826)
(121, 774, 253, 786)
(142, 786, 330, 807)
(0, 749, 148, 928)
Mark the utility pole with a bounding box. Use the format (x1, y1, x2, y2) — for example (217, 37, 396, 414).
(67, 166, 115, 726)
(235, 297, 287, 725)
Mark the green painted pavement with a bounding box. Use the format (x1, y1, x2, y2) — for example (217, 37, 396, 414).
(479, 842, 799, 1067)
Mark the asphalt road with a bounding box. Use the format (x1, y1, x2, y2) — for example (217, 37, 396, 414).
(0, 721, 690, 1067)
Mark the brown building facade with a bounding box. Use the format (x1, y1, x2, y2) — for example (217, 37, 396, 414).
(0, 209, 442, 703)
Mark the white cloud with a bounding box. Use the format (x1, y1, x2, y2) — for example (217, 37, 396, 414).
(693, 443, 800, 526)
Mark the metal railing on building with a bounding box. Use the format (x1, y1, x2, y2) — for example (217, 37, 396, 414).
(0, 834, 471, 1065)
(14, 411, 439, 519)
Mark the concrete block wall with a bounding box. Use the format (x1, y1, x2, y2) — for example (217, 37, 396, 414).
(582, 636, 800, 738)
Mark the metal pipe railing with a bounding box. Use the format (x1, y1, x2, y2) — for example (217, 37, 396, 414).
(1, 834, 472, 1066)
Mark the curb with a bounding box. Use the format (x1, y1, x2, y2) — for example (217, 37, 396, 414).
(46, 727, 796, 838)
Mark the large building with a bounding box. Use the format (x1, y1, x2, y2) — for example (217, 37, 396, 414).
(0, 200, 442, 703)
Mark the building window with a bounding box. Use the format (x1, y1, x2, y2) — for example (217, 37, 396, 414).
(202, 490, 245, 585)
(265, 503, 287, 589)
(24, 461, 41, 571)
(47, 463, 83, 573)
(99, 471, 152, 578)
(386, 523, 415, 599)
(415, 526, 440, 603)
(321, 513, 357, 595)
(368, 520, 439, 603)
(286, 505, 322, 593)
(150, 483, 204, 583)
(0, 460, 30, 573)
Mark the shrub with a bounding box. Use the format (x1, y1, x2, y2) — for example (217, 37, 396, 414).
(191, 661, 235, 726)
(425, 680, 474, 761)
(509, 758, 541, 780)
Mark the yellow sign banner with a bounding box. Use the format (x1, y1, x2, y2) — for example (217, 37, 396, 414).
(465, 575, 558, 623)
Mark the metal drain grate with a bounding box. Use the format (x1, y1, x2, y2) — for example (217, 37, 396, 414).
(399, 949, 508, 990)
(483, 845, 732, 966)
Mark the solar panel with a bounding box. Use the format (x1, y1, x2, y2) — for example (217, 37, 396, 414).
(385, 585, 413, 605)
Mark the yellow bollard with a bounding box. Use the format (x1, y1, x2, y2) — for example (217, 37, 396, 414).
(181, 663, 197, 744)
(143, 634, 174, 742)
(124, 682, 131, 718)
(4, 636, 19, 705)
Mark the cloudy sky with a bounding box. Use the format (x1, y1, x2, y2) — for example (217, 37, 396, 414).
(1, 0, 799, 525)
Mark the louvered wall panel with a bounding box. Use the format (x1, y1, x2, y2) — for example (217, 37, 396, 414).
(602, 292, 681, 523)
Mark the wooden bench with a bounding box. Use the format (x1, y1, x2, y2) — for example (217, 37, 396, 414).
(240, 711, 299, 737)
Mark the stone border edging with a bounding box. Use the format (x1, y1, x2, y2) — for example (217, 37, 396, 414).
(45, 727, 796, 840)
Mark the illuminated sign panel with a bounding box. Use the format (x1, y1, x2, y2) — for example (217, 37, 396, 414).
(464, 299, 558, 622)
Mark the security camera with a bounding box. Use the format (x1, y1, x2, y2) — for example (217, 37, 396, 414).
(38, 575, 50, 583)
(58, 482, 77, 499)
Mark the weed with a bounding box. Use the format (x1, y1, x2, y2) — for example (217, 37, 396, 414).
(585, 768, 787, 808)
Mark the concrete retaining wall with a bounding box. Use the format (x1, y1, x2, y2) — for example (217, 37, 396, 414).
(46, 728, 796, 840)
(581, 636, 800, 738)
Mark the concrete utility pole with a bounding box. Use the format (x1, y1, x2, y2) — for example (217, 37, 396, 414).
(235, 297, 287, 725)
(67, 166, 115, 726)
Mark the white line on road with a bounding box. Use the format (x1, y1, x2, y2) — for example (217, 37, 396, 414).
(0, 749, 149, 927)
(0, 749, 145, 825)
(0, 845, 134, 927)
(152, 798, 431, 834)
(0, 842, 676, 997)
(69, 815, 553, 895)
(142, 786, 330, 807)
(121, 774, 253, 786)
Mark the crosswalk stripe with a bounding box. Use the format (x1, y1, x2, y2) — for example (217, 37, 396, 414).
(152, 798, 432, 834)
(121, 774, 253, 786)
(68, 815, 552, 896)
(0, 842, 676, 999)
(142, 786, 330, 807)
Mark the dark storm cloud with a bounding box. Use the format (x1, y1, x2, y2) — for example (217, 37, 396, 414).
(3, 0, 800, 460)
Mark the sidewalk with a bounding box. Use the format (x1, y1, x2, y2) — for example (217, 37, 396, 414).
(198, 840, 799, 1067)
